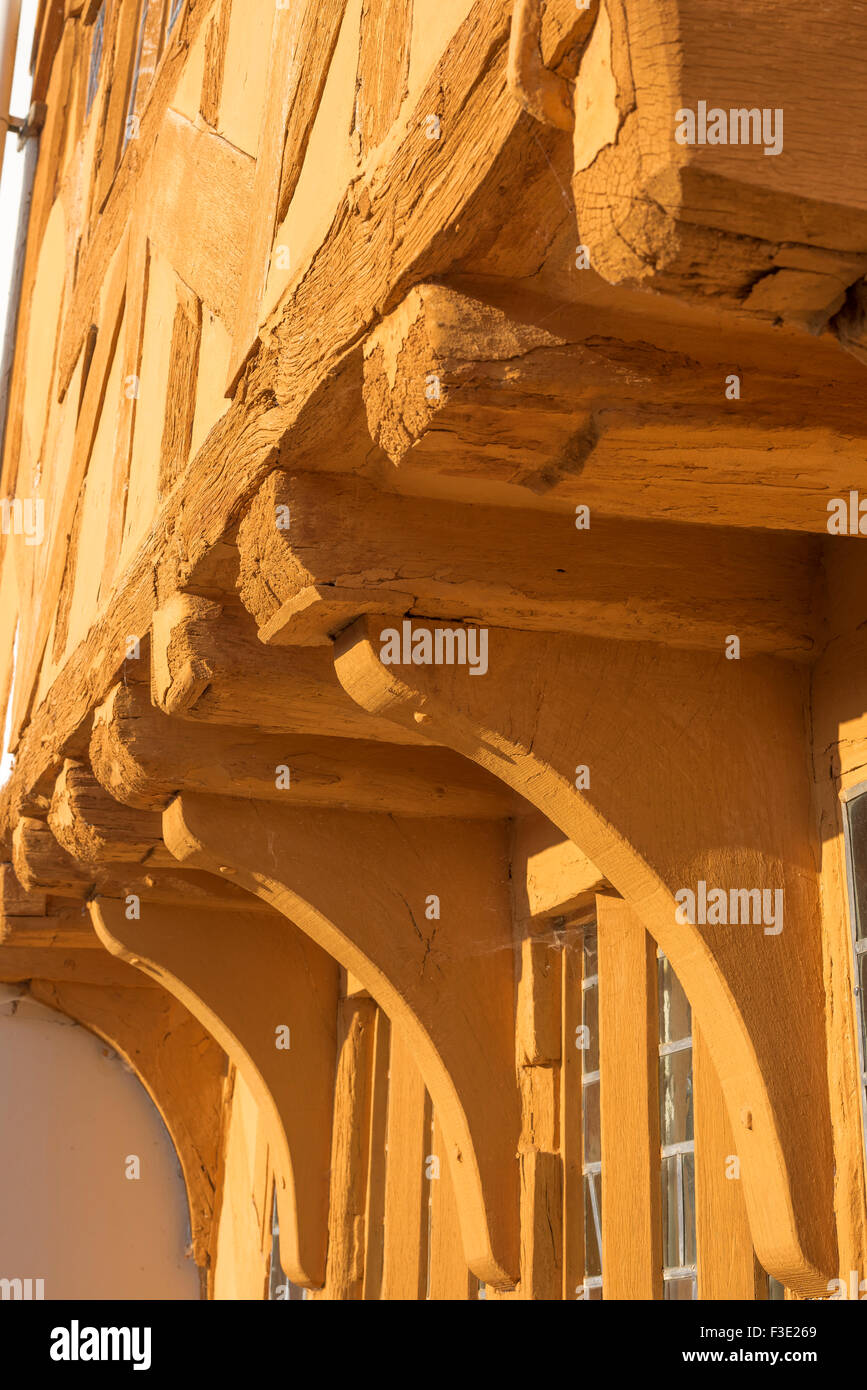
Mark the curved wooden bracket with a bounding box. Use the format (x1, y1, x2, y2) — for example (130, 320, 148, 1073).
(333, 617, 837, 1294)
(90, 897, 339, 1289)
(162, 792, 522, 1289)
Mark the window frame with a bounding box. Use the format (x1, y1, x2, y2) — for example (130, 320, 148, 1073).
(123, 0, 150, 150)
(167, 0, 186, 34)
(657, 948, 697, 1299)
(84, 2, 107, 119)
(579, 923, 603, 1300)
(841, 779, 867, 1172)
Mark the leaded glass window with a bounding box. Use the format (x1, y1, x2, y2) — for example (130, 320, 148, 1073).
(85, 3, 106, 117)
(123, 2, 150, 149)
(581, 926, 602, 1299)
(658, 950, 696, 1299)
(268, 1189, 305, 1300)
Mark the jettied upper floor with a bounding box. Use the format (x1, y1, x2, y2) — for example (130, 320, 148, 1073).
(0, 0, 866, 1300)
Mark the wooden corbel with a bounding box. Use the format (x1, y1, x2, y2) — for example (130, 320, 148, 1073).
(333, 616, 837, 1295)
(91, 896, 339, 1289)
(161, 792, 522, 1289)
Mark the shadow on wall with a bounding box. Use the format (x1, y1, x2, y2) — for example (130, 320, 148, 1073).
(0, 984, 200, 1300)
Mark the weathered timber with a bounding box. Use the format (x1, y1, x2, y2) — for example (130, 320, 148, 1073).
(0, 946, 159, 988)
(0, 0, 589, 830)
(361, 1006, 390, 1301)
(0, 863, 47, 917)
(511, 815, 605, 922)
(354, 0, 413, 157)
(229, 0, 350, 390)
(0, 915, 99, 950)
(429, 1113, 478, 1299)
(237, 472, 819, 659)
(515, 933, 563, 1300)
(90, 679, 517, 817)
(514, 0, 867, 327)
(12, 816, 93, 897)
(55, 0, 214, 399)
(309, 996, 376, 1301)
(9, 803, 266, 911)
(150, 592, 428, 742)
(147, 110, 255, 328)
(362, 283, 867, 534)
(48, 758, 175, 866)
(694, 1023, 767, 1299)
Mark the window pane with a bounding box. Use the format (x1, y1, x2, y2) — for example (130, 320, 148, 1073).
(659, 1048, 694, 1146)
(664, 1276, 696, 1300)
(846, 791, 867, 940)
(583, 981, 598, 1073)
(658, 954, 691, 1045)
(767, 1275, 786, 1300)
(583, 1174, 602, 1278)
(86, 4, 106, 116)
(583, 1079, 600, 1165)
(583, 928, 597, 979)
(661, 1154, 679, 1269)
(124, 5, 149, 149)
(682, 1150, 696, 1267)
(585, 1284, 603, 1301)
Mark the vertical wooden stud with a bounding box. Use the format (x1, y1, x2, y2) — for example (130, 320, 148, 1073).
(597, 895, 663, 1299)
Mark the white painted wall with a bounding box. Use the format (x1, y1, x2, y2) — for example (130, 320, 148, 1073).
(0, 984, 200, 1300)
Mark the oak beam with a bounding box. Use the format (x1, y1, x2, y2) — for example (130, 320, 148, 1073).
(150, 593, 429, 743)
(90, 679, 515, 817)
(0, 914, 99, 949)
(521, 0, 867, 328)
(362, 282, 867, 534)
(0, 863, 47, 916)
(236, 472, 818, 659)
(429, 1114, 478, 1299)
(512, 814, 605, 922)
(12, 815, 93, 897)
(0, 946, 159, 988)
(48, 758, 175, 866)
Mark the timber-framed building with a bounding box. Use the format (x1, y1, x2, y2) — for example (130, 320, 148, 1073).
(1, 0, 867, 1301)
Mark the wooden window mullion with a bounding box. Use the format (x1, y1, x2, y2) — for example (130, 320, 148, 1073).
(597, 895, 663, 1299)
